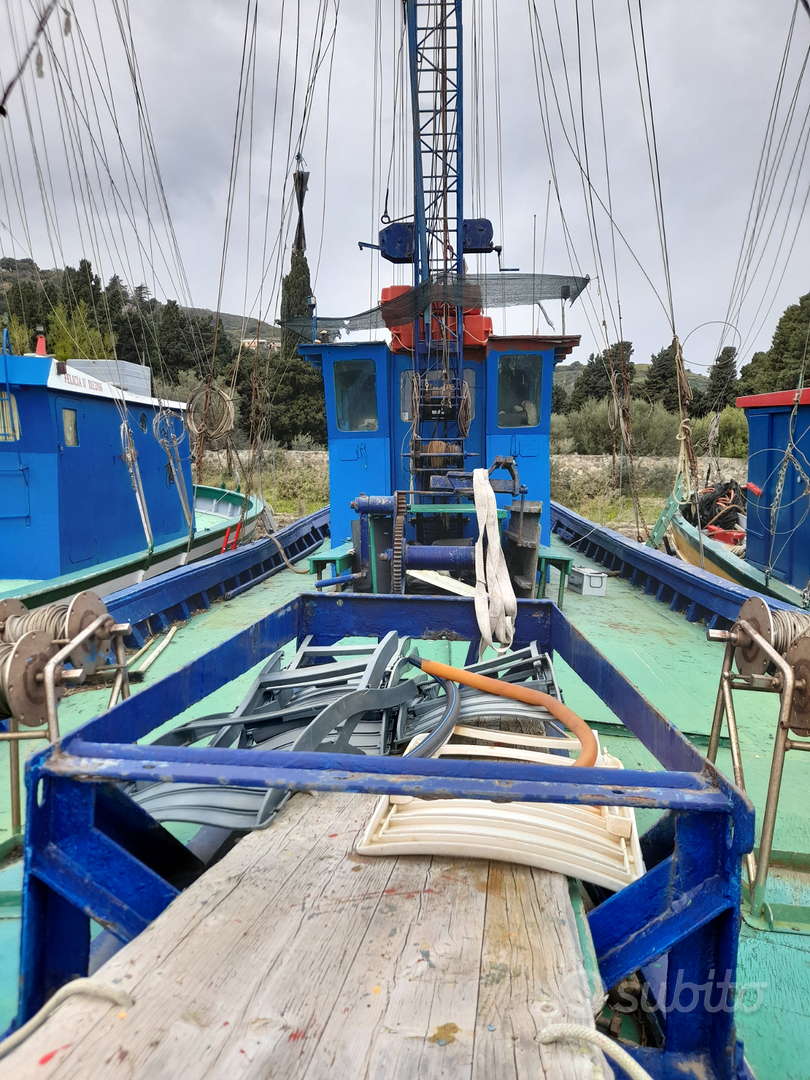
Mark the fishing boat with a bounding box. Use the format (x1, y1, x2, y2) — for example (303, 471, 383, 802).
(0, 333, 266, 609)
(666, 387, 810, 609)
(2, 3, 810, 1079)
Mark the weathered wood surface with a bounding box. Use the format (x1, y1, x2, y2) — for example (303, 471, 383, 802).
(5, 792, 611, 1079)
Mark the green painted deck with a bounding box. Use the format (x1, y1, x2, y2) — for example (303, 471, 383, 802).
(1, 539, 809, 1077)
(546, 535, 810, 1080)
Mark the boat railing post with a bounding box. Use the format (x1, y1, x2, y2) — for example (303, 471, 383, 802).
(707, 635, 734, 762)
(43, 613, 113, 742)
(7, 714, 20, 836)
(106, 624, 133, 709)
(737, 617, 796, 917)
(0, 717, 55, 846)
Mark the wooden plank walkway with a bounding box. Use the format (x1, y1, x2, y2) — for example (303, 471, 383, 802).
(5, 792, 611, 1080)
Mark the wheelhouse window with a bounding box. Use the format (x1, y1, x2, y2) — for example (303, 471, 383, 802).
(334, 359, 378, 432)
(0, 393, 20, 441)
(497, 354, 541, 428)
(62, 408, 79, 446)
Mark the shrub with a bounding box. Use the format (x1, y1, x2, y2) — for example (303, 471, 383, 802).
(565, 397, 686, 456)
(690, 414, 711, 455)
(567, 398, 613, 454)
(718, 405, 748, 458)
(550, 413, 574, 454)
(629, 399, 681, 456)
(291, 432, 326, 451)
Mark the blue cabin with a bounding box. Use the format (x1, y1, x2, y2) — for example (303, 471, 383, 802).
(0, 349, 192, 583)
(300, 330, 578, 553)
(738, 387, 810, 592)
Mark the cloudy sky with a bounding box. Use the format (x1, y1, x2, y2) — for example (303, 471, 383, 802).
(1, 0, 808, 376)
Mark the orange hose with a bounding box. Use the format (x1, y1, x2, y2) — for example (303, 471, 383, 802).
(416, 658, 599, 768)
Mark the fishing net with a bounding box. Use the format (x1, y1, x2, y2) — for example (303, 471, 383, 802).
(681, 480, 746, 532)
(280, 271, 589, 341)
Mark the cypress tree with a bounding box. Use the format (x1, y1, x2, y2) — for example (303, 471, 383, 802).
(644, 342, 681, 413)
(704, 346, 738, 411)
(266, 249, 326, 446)
(279, 250, 312, 361)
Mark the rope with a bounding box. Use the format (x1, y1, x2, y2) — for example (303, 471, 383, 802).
(472, 468, 516, 660)
(0, 642, 14, 719)
(0, 0, 59, 117)
(538, 1024, 654, 1080)
(269, 532, 310, 574)
(424, 439, 461, 469)
(767, 609, 810, 655)
(458, 378, 472, 439)
(186, 383, 235, 452)
(1, 604, 67, 643)
(0, 979, 134, 1061)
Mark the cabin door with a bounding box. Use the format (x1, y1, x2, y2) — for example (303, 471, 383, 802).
(485, 351, 552, 542)
(485, 351, 544, 474)
(56, 396, 98, 566)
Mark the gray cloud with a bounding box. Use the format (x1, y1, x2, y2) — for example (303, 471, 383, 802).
(0, 0, 807, 375)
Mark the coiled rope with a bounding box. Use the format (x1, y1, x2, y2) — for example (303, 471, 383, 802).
(767, 609, 810, 655)
(1, 604, 68, 643)
(0, 642, 15, 719)
(425, 439, 461, 469)
(186, 383, 235, 449)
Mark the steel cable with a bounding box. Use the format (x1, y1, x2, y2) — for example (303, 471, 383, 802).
(0, 642, 15, 718)
(769, 608, 810, 654)
(1, 603, 68, 644)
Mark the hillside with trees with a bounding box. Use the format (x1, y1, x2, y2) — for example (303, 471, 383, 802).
(0, 255, 325, 448)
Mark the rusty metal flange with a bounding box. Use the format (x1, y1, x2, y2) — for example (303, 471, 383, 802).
(4, 630, 62, 728)
(735, 596, 773, 677)
(66, 590, 111, 673)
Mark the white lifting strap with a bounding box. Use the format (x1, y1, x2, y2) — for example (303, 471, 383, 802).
(472, 468, 516, 659)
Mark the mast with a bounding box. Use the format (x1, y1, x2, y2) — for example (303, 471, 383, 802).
(404, 0, 466, 494)
(405, 0, 463, 282)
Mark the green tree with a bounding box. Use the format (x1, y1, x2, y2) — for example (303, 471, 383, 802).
(567, 397, 681, 456)
(106, 278, 160, 368)
(704, 346, 738, 411)
(717, 405, 748, 457)
(643, 342, 682, 413)
(738, 292, 810, 395)
(6, 278, 51, 343)
(157, 299, 195, 380)
(47, 300, 115, 361)
(262, 249, 326, 446)
(60, 259, 102, 318)
(7, 313, 30, 354)
(551, 382, 568, 414)
(280, 249, 313, 361)
(566, 341, 634, 413)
